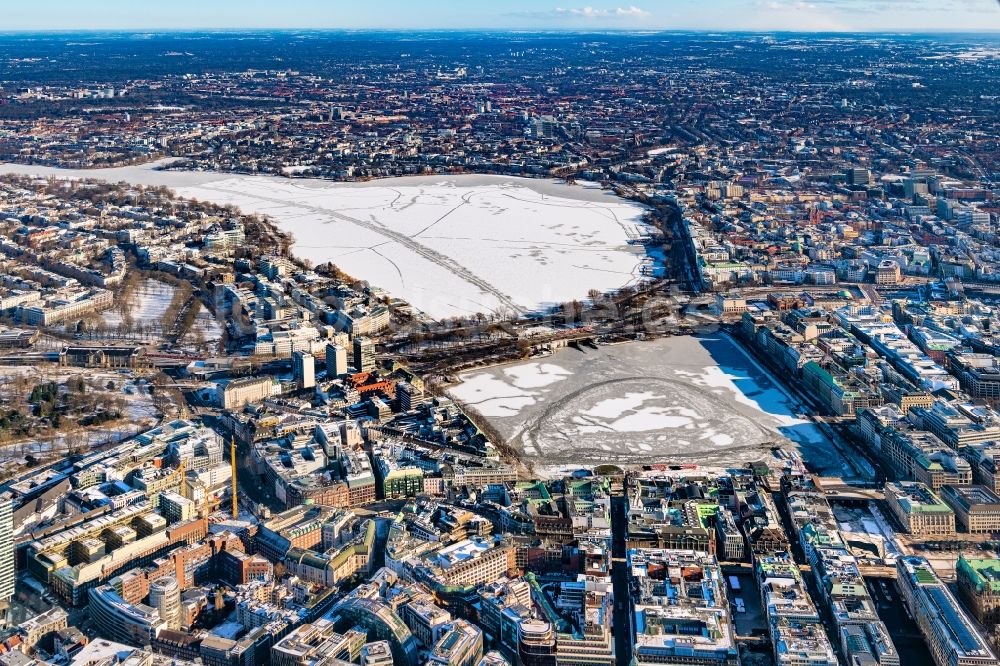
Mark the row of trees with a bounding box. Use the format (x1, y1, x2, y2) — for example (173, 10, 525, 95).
(75, 269, 214, 349)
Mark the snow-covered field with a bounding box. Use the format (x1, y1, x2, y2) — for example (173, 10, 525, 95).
(448, 333, 853, 478)
(102, 278, 175, 328)
(189, 305, 224, 348)
(0, 162, 658, 319)
(94, 277, 222, 349)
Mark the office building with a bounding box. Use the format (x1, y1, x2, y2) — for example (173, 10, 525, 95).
(631, 549, 738, 666)
(555, 619, 613, 666)
(326, 343, 348, 379)
(401, 601, 452, 648)
(956, 556, 1000, 626)
(876, 260, 901, 286)
(160, 491, 197, 524)
(0, 493, 14, 605)
(846, 168, 872, 187)
(18, 607, 69, 652)
(756, 554, 837, 666)
(361, 641, 394, 666)
(354, 337, 376, 373)
(397, 381, 424, 411)
(89, 584, 167, 646)
(517, 619, 555, 666)
(429, 620, 483, 666)
(885, 481, 955, 535)
(940, 485, 1000, 533)
(149, 575, 182, 630)
(220, 376, 278, 410)
(329, 597, 419, 666)
(271, 618, 361, 666)
(839, 623, 899, 666)
(429, 539, 515, 589)
(293, 351, 315, 390)
(897, 556, 996, 666)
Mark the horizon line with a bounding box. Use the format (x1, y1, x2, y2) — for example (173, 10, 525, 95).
(0, 27, 999, 36)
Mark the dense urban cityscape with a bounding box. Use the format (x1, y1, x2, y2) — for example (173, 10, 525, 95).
(0, 16, 997, 666)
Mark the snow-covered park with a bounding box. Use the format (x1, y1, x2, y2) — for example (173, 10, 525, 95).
(447, 333, 855, 478)
(101, 278, 175, 329)
(0, 163, 659, 319)
(96, 277, 223, 349)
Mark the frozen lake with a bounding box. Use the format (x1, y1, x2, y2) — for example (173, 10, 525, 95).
(0, 161, 658, 319)
(447, 333, 854, 478)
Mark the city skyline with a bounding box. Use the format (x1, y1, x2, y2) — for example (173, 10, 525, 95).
(0, 8, 998, 666)
(2, 0, 999, 33)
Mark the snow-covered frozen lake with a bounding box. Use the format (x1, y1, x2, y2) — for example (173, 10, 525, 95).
(447, 333, 857, 478)
(0, 162, 659, 318)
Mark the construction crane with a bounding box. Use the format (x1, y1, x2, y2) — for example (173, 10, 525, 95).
(171, 459, 187, 493)
(196, 483, 220, 518)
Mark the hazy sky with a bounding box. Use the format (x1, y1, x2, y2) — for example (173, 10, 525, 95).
(2, 0, 999, 33)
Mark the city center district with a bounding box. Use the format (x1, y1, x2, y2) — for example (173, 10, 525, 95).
(0, 28, 996, 666)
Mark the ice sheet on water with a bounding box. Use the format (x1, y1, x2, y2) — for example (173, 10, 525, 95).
(0, 163, 661, 319)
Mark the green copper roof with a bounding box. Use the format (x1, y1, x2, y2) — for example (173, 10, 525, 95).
(958, 556, 1000, 593)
